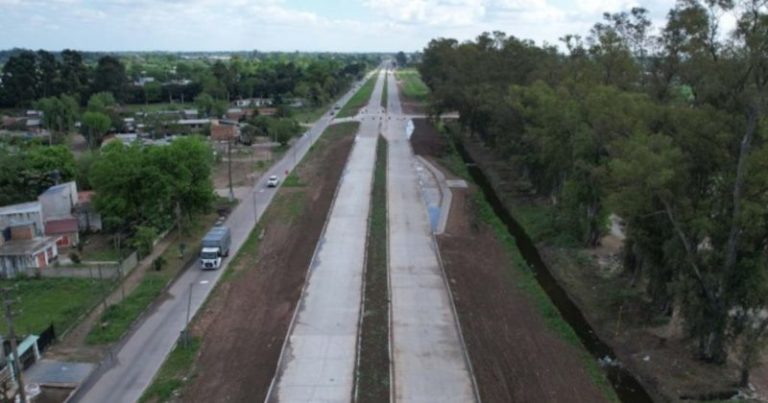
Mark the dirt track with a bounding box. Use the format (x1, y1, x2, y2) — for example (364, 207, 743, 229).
(182, 128, 355, 402)
(411, 119, 610, 402)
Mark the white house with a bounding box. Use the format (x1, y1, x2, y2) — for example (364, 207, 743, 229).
(0, 202, 44, 240)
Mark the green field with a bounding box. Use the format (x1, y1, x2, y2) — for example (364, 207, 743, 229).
(338, 72, 378, 118)
(395, 68, 429, 102)
(0, 277, 107, 336)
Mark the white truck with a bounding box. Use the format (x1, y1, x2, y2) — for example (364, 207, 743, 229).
(200, 226, 231, 270)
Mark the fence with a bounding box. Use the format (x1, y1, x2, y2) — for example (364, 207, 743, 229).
(41, 251, 139, 280)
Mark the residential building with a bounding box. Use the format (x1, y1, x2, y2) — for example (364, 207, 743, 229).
(38, 182, 80, 248)
(0, 222, 58, 278)
(210, 119, 240, 141)
(44, 217, 79, 248)
(0, 202, 44, 240)
(234, 98, 272, 108)
(38, 182, 77, 220)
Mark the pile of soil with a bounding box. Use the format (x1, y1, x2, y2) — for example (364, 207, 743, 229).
(411, 119, 609, 402)
(182, 130, 356, 402)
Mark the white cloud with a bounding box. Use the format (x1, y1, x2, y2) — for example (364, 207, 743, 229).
(365, 0, 487, 26)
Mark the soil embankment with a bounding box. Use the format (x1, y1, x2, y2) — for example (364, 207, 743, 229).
(411, 118, 611, 402)
(182, 124, 357, 402)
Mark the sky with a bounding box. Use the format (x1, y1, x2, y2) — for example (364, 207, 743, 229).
(0, 0, 683, 52)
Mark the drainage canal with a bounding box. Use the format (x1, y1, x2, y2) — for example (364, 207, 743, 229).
(452, 139, 654, 403)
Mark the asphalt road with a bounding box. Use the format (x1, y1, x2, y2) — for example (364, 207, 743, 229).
(265, 69, 385, 402)
(384, 69, 478, 402)
(73, 73, 374, 403)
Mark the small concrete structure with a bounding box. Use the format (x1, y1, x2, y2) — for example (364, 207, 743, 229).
(0, 237, 59, 277)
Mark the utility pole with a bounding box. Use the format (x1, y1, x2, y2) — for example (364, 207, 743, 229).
(2, 288, 26, 403)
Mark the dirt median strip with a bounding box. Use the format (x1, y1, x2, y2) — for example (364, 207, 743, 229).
(145, 122, 359, 403)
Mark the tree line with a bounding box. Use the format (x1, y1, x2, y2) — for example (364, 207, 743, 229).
(420, 0, 768, 386)
(0, 50, 373, 108)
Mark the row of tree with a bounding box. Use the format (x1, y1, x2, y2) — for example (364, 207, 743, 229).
(420, 0, 767, 385)
(0, 50, 373, 108)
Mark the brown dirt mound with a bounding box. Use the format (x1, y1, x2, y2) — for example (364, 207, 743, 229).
(183, 130, 355, 402)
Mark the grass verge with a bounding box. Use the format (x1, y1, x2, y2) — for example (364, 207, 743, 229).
(395, 68, 429, 102)
(356, 135, 389, 400)
(381, 73, 388, 110)
(85, 212, 220, 345)
(139, 337, 200, 403)
(441, 132, 620, 402)
(338, 72, 378, 118)
(0, 277, 107, 336)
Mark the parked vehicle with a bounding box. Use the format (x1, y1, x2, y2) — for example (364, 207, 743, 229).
(200, 226, 231, 269)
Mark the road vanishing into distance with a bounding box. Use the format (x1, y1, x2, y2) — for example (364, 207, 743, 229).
(76, 64, 477, 403)
(266, 67, 477, 402)
(265, 69, 385, 402)
(73, 72, 374, 403)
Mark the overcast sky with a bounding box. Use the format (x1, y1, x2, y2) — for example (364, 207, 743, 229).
(0, 0, 682, 52)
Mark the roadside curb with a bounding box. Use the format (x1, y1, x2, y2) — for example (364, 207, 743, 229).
(416, 155, 451, 235)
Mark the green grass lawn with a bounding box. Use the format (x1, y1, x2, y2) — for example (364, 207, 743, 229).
(0, 277, 108, 336)
(338, 72, 378, 118)
(81, 247, 122, 262)
(86, 212, 219, 345)
(381, 74, 388, 109)
(395, 68, 429, 102)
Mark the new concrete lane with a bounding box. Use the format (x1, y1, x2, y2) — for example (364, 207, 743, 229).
(266, 69, 385, 402)
(74, 74, 372, 403)
(384, 69, 477, 402)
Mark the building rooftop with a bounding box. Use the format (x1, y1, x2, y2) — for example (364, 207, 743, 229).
(0, 237, 54, 256)
(0, 201, 41, 216)
(45, 217, 78, 235)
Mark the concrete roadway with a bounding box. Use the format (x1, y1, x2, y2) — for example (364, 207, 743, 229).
(384, 69, 478, 402)
(73, 73, 373, 403)
(265, 69, 385, 402)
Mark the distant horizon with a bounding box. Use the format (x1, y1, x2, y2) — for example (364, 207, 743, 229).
(1, 0, 684, 53)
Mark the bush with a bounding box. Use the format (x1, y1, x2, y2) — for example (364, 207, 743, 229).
(69, 252, 81, 264)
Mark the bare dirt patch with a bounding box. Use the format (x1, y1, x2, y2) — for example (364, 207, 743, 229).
(181, 125, 356, 403)
(438, 188, 610, 402)
(212, 143, 274, 189)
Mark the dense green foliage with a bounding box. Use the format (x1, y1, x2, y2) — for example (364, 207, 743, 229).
(420, 1, 768, 385)
(89, 136, 215, 234)
(1, 50, 375, 109)
(0, 142, 76, 205)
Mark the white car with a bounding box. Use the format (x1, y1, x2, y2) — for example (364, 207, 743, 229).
(267, 175, 279, 187)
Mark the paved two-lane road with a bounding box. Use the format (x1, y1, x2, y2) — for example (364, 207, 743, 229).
(384, 68, 478, 402)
